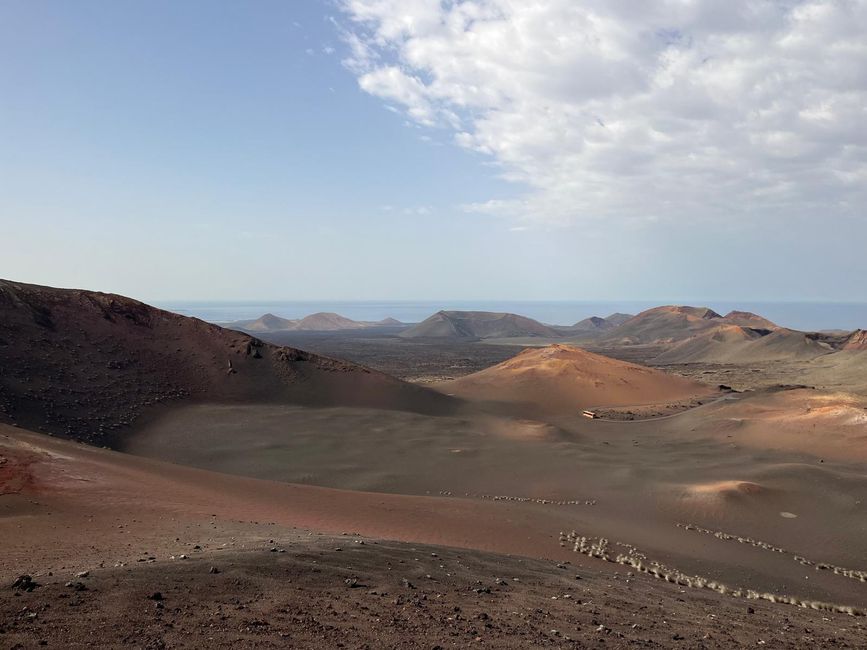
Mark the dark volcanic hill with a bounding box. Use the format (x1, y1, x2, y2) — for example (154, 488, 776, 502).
(571, 316, 611, 331)
(561, 312, 635, 334)
(399, 310, 560, 339)
(230, 313, 298, 332)
(294, 312, 367, 330)
(603, 312, 634, 327)
(0, 280, 455, 443)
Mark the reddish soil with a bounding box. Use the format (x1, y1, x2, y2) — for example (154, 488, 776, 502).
(5, 537, 863, 649)
(3, 425, 865, 649)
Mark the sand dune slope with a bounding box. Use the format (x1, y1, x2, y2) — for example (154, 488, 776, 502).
(437, 344, 714, 413)
(0, 423, 581, 569)
(678, 388, 867, 462)
(799, 349, 867, 394)
(6, 425, 864, 648)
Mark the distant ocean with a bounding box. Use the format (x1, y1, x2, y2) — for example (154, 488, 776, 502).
(154, 300, 867, 332)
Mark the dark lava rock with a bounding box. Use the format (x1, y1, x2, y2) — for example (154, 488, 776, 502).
(12, 575, 38, 592)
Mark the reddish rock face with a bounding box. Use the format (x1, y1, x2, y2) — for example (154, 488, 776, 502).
(843, 329, 867, 351)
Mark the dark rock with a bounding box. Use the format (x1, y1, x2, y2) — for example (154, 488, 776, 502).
(12, 575, 38, 592)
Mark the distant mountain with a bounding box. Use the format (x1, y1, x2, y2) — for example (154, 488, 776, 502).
(600, 306, 779, 345)
(437, 344, 712, 414)
(601, 306, 723, 344)
(399, 310, 560, 340)
(721, 310, 778, 330)
(564, 313, 635, 333)
(295, 312, 368, 331)
(603, 313, 634, 327)
(596, 305, 837, 363)
(231, 313, 298, 332)
(228, 312, 404, 333)
(653, 326, 831, 364)
(572, 316, 613, 331)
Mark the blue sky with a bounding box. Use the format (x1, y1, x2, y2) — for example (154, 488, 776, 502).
(1, 1, 865, 302)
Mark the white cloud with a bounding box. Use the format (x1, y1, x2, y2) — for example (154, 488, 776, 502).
(358, 66, 439, 125)
(339, 0, 867, 224)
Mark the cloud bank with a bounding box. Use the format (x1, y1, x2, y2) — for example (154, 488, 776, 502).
(340, 0, 867, 225)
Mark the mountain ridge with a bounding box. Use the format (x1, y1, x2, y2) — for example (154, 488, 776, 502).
(400, 310, 561, 339)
